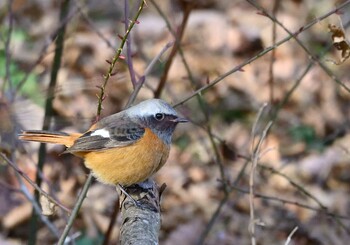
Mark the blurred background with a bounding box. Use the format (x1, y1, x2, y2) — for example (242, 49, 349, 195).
(1, 0, 350, 244)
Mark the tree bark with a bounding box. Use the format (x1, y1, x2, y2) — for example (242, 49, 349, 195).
(119, 180, 163, 245)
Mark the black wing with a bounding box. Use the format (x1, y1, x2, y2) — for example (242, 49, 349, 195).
(66, 114, 145, 153)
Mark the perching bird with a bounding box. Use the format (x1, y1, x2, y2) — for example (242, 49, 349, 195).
(19, 99, 187, 186)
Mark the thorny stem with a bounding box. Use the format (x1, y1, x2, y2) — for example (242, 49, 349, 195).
(102, 39, 173, 244)
(96, 0, 145, 117)
(57, 1, 146, 244)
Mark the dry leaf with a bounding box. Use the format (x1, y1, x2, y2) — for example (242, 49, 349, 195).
(328, 24, 350, 65)
(40, 195, 57, 216)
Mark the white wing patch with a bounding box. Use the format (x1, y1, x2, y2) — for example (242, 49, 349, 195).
(91, 129, 110, 138)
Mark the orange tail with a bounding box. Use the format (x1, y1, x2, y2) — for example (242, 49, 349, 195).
(19, 130, 81, 147)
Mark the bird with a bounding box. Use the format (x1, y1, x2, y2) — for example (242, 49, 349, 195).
(19, 99, 188, 186)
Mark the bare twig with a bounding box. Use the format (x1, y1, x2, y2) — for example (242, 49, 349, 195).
(57, 2, 146, 244)
(260, 165, 326, 208)
(152, 0, 228, 185)
(267, 0, 281, 105)
(126, 41, 174, 107)
(231, 185, 350, 220)
(0, 153, 61, 238)
(174, 0, 350, 107)
(96, 0, 145, 117)
(249, 104, 272, 245)
(152, 0, 192, 98)
(194, 100, 230, 245)
(246, 0, 350, 94)
(125, 0, 137, 87)
(0, 153, 70, 213)
(14, 3, 81, 100)
(151, 5, 240, 242)
(102, 198, 120, 245)
(285, 226, 298, 245)
(104, 27, 174, 245)
(101, 37, 173, 245)
(57, 173, 93, 245)
(74, 2, 116, 50)
(271, 62, 313, 121)
(196, 194, 229, 245)
(28, 1, 71, 244)
(150, 0, 196, 101)
(244, 1, 350, 234)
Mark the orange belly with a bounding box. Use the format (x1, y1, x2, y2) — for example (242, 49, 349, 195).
(81, 128, 170, 186)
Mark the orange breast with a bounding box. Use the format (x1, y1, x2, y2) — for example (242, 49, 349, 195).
(82, 128, 170, 186)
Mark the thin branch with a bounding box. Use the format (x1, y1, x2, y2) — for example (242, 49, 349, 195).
(285, 226, 298, 245)
(249, 103, 272, 245)
(152, 0, 229, 186)
(29, 1, 71, 244)
(126, 40, 174, 107)
(57, 173, 93, 245)
(260, 165, 326, 208)
(174, 0, 350, 107)
(0, 153, 70, 213)
(125, 0, 137, 87)
(96, 0, 145, 117)
(196, 193, 229, 245)
(102, 198, 120, 245)
(271, 62, 313, 121)
(194, 101, 230, 245)
(57, 2, 146, 244)
(152, 0, 192, 98)
(75, 2, 116, 50)
(14, 3, 81, 100)
(267, 0, 281, 105)
(231, 185, 350, 220)
(104, 31, 173, 245)
(151, 4, 236, 242)
(144, 41, 174, 77)
(0, 153, 61, 238)
(246, 0, 350, 93)
(233, 153, 350, 233)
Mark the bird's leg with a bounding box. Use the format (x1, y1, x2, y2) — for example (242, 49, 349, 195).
(118, 184, 142, 208)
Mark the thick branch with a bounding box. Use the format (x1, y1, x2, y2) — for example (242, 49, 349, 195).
(120, 180, 162, 245)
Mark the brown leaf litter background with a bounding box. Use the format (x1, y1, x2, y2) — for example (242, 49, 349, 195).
(1, 0, 350, 244)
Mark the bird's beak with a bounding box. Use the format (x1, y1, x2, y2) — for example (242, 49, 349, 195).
(172, 117, 188, 123)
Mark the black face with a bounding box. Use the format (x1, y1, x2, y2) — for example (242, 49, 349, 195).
(140, 113, 185, 145)
(147, 113, 179, 132)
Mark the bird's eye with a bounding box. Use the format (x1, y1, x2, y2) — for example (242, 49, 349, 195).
(155, 113, 165, 121)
